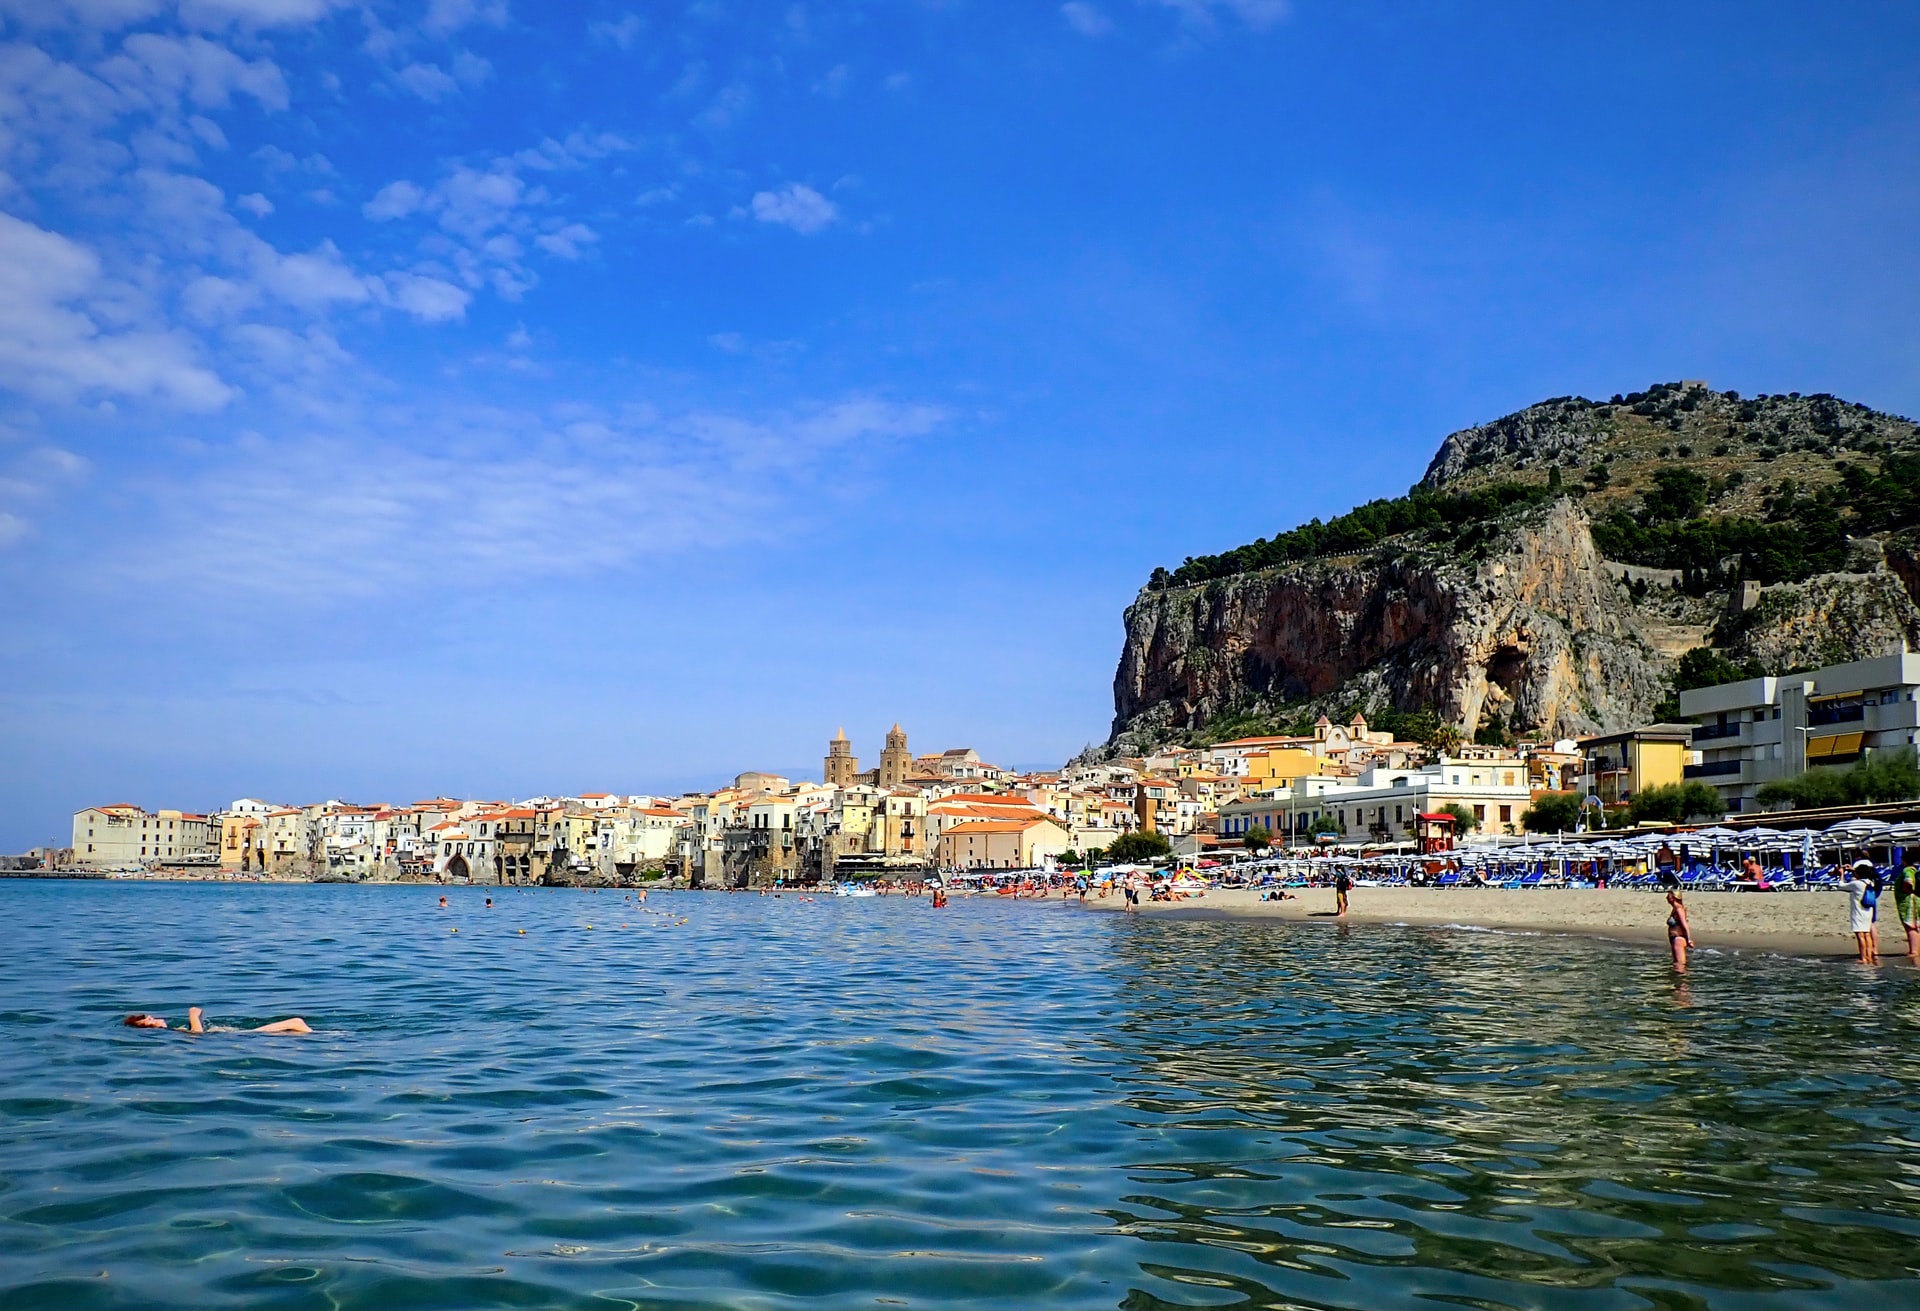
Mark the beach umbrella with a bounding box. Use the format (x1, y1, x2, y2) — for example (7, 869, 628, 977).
(1827, 817, 1892, 839)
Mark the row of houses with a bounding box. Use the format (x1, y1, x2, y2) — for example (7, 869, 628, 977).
(74, 659, 1916, 881)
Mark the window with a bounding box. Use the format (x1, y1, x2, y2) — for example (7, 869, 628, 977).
(1499, 805, 1512, 823)
(1472, 805, 1486, 821)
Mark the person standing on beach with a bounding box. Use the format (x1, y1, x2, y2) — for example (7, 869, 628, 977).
(1333, 869, 1351, 917)
(1896, 860, 1920, 960)
(1655, 842, 1678, 888)
(1665, 889, 1696, 971)
(1840, 859, 1880, 964)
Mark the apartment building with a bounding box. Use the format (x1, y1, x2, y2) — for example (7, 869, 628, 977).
(1677, 651, 1920, 813)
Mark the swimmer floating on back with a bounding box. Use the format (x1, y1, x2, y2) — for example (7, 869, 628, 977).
(124, 1005, 312, 1034)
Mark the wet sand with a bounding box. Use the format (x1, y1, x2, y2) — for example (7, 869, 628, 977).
(1082, 886, 1916, 961)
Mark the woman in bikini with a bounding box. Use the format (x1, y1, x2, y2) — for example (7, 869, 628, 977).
(1666, 889, 1696, 971)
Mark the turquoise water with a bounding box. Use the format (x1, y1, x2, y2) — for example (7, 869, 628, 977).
(2, 884, 1918, 1310)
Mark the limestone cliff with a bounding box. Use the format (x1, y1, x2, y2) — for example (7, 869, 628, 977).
(1109, 382, 1920, 747)
(1113, 499, 1670, 742)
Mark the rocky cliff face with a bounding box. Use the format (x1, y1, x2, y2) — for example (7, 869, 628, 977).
(1113, 499, 1671, 742)
(1111, 499, 1920, 746)
(1110, 383, 1920, 747)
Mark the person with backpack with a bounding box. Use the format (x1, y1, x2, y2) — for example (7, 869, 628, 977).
(1334, 869, 1351, 917)
(1841, 859, 1881, 964)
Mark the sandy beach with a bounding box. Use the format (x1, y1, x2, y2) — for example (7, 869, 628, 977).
(1083, 885, 1915, 961)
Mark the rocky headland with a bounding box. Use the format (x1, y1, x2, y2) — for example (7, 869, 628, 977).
(1109, 383, 1920, 749)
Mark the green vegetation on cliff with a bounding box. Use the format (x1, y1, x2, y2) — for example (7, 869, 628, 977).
(1147, 383, 1920, 595)
(1592, 455, 1920, 588)
(1149, 481, 1553, 591)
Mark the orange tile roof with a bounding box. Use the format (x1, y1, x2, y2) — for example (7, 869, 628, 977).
(941, 818, 1055, 835)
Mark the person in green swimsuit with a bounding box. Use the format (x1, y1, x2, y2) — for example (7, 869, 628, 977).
(1897, 863, 1920, 961)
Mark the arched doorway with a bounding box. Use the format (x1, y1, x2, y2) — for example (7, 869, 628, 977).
(448, 854, 470, 881)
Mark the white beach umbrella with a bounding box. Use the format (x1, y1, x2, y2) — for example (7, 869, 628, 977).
(1827, 817, 1892, 838)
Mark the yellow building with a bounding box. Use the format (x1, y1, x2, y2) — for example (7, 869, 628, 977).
(1245, 748, 1319, 785)
(1578, 726, 1695, 807)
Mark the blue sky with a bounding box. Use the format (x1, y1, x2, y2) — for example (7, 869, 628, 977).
(1, 1, 1917, 848)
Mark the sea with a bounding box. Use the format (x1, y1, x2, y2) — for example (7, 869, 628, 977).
(1, 880, 1917, 1310)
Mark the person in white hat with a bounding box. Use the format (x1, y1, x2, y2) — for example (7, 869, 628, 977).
(1840, 858, 1881, 964)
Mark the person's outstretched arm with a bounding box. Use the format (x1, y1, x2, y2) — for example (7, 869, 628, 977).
(187, 1006, 205, 1034)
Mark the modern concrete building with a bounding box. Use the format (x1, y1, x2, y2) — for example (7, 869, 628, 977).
(1678, 651, 1920, 813)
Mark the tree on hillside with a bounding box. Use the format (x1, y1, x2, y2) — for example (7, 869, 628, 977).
(1103, 831, 1172, 863)
(1644, 467, 1711, 521)
(1626, 781, 1724, 824)
(1654, 646, 1766, 719)
(1243, 825, 1272, 854)
(1521, 791, 1583, 833)
(1435, 802, 1479, 834)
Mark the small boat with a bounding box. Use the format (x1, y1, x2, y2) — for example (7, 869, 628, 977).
(833, 883, 878, 898)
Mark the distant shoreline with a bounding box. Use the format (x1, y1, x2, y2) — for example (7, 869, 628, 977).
(1081, 886, 1914, 963)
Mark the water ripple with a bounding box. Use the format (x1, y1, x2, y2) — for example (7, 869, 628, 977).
(1, 883, 1918, 1309)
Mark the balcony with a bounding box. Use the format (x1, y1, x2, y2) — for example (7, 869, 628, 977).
(1684, 759, 1743, 778)
(1691, 722, 1742, 742)
(1808, 701, 1865, 727)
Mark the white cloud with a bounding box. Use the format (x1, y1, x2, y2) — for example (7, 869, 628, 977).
(707, 331, 745, 353)
(176, 0, 342, 27)
(1061, 3, 1111, 36)
(382, 271, 470, 322)
(97, 33, 289, 113)
(362, 178, 426, 220)
(115, 398, 948, 598)
(750, 182, 837, 234)
(0, 211, 232, 410)
(534, 222, 596, 259)
(0, 1, 164, 29)
(1156, 0, 1291, 30)
(697, 80, 751, 130)
(450, 50, 492, 86)
(423, 0, 507, 36)
(394, 61, 460, 101)
(812, 63, 848, 97)
(0, 444, 89, 551)
(235, 191, 273, 216)
(246, 237, 376, 309)
(589, 12, 643, 49)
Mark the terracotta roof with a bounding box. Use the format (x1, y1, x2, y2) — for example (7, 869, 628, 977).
(942, 818, 1055, 835)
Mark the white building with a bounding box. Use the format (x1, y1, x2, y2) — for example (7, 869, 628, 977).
(1218, 756, 1533, 845)
(1677, 651, 1920, 813)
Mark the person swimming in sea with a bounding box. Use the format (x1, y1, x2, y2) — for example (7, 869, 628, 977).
(124, 1006, 312, 1034)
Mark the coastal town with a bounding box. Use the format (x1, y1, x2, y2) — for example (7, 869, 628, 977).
(34, 651, 1920, 886)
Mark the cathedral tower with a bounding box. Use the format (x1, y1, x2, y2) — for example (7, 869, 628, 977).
(878, 723, 912, 788)
(824, 727, 859, 787)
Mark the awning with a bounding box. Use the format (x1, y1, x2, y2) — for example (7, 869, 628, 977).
(1807, 731, 1865, 760)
